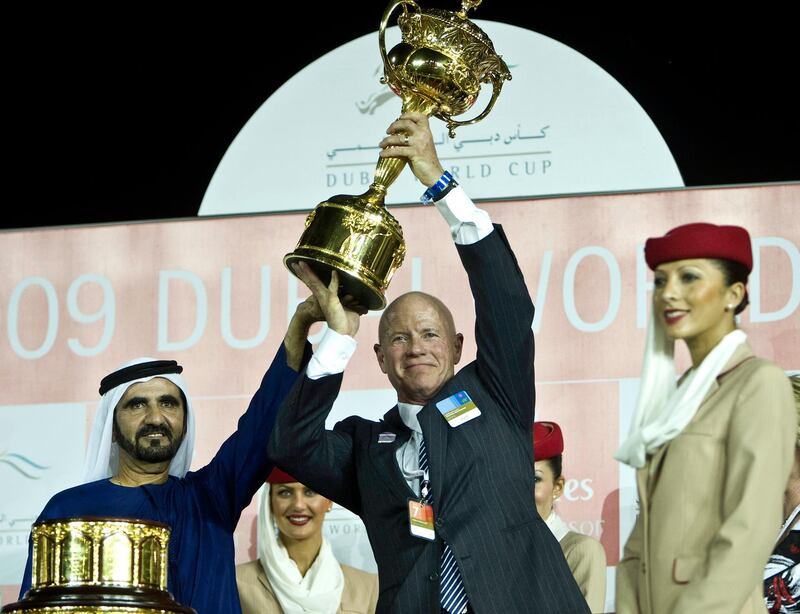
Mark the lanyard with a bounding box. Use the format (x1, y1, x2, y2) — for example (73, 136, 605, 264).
(420, 473, 432, 503)
(415, 431, 431, 503)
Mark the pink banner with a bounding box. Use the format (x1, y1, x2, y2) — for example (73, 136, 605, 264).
(2, 183, 798, 608)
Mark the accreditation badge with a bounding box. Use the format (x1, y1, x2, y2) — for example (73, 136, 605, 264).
(408, 499, 436, 541)
(435, 390, 481, 427)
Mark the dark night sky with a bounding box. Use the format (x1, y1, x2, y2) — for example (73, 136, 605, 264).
(5, 6, 798, 230)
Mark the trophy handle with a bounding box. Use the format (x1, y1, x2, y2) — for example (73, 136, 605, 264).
(439, 74, 508, 138)
(379, 0, 420, 91)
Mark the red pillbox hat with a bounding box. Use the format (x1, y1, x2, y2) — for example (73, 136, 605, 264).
(267, 467, 298, 484)
(533, 421, 564, 461)
(644, 223, 752, 272)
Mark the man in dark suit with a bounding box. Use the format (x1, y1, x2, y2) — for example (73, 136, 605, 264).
(269, 113, 589, 613)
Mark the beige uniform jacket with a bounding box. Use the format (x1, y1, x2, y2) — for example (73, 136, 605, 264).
(561, 531, 607, 613)
(616, 343, 796, 614)
(236, 559, 379, 614)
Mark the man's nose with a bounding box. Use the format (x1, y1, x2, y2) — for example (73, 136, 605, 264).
(144, 404, 167, 425)
(406, 335, 425, 355)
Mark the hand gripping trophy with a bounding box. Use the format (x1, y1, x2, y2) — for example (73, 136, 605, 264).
(284, 0, 511, 309)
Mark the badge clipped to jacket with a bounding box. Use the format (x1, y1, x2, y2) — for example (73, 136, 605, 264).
(436, 390, 481, 427)
(408, 499, 435, 540)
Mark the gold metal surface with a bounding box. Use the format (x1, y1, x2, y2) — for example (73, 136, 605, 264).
(285, 0, 509, 309)
(3, 518, 194, 614)
(31, 519, 169, 591)
(380, 0, 511, 136)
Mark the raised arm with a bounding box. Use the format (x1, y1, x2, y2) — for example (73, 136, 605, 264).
(267, 370, 362, 513)
(381, 113, 534, 426)
(268, 266, 367, 512)
(191, 296, 322, 527)
(284, 295, 324, 371)
(458, 224, 535, 427)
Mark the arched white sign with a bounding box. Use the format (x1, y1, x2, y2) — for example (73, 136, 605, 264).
(199, 21, 683, 216)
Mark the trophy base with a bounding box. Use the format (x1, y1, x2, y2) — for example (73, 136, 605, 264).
(7, 519, 195, 614)
(2, 585, 196, 614)
(285, 191, 406, 311)
(284, 254, 385, 312)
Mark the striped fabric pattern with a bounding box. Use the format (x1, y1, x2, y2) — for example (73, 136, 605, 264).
(418, 436, 468, 614)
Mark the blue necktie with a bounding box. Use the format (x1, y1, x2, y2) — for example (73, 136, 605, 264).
(417, 436, 469, 614)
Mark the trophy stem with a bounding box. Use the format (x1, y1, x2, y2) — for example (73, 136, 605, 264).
(365, 96, 438, 206)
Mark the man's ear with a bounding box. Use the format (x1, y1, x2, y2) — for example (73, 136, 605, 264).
(178, 390, 188, 438)
(374, 343, 388, 374)
(453, 333, 464, 364)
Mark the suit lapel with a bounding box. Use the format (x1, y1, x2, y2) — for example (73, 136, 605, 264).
(369, 406, 416, 501)
(418, 378, 465, 508)
(418, 404, 449, 507)
(646, 443, 670, 498)
(374, 377, 471, 507)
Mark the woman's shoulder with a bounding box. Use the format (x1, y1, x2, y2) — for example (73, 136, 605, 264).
(722, 348, 787, 384)
(340, 564, 379, 612)
(722, 352, 794, 408)
(235, 560, 281, 614)
(235, 559, 265, 585)
(561, 531, 607, 562)
(341, 563, 378, 586)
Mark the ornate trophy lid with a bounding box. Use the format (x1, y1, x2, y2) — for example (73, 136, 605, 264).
(396, 3, 511, 85)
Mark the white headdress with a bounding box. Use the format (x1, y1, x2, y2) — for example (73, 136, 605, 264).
(256, 482, 344, 614)
(81, 357, 196, 483)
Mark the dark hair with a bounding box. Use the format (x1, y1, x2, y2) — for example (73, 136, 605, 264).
(712, 259, 750, 315)
(544, 454, 563, 480)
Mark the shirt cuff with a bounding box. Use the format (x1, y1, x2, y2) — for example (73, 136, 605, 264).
(433, 185, 493, 245)
(306, 328, 357, 380)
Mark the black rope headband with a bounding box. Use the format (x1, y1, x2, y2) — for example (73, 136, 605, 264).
(98, 360, 184, 396)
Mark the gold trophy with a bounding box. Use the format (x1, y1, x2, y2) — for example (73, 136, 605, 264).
(3, 518, 195, 614)
(284, 0, 511, 309)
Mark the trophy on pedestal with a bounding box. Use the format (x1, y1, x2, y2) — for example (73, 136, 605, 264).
(2, 518, 195, 614)
(284, 0, 511, 309)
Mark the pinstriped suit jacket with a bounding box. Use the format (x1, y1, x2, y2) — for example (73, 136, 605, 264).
(269, 226, 589, 613)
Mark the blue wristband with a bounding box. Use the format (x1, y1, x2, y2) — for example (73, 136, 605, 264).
(420, 171, 457, 204)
